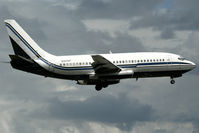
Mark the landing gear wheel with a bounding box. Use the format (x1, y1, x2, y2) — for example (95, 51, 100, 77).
(170, 79, 175, 84)
(95, 85, 102, 91)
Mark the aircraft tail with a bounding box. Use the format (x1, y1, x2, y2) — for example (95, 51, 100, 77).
(4, 19, 51, 60)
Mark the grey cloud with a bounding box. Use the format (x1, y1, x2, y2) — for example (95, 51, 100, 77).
(0, 4, 47, 60)
(110, 32, 145, 52)
(65, 31, 145, 54)
(130, 0, 199, 38)
(193, 121, 199, 133)
(75, 0, 164, 19)
(0, 0, 146, 55)
(14, 5, 145, 55)
(132, 9, 199, 31)
(0, 6, 15, 59)
(16, 18, 47, 42)
(154, 129, 167, 133)
(0, 0, 199, 132)
(176, 31, 199, 71)
(129, 76, 199, 129)
(160, 27, 176, 39)
(39, 94, 153, 131)
(0, 0, 145, 55)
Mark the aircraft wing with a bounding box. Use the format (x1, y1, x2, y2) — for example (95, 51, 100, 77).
(91, 55, 121, 74)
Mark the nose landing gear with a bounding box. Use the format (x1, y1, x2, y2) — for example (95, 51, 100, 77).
(170, 79, 175, 84)
(170, 77, 175, 84)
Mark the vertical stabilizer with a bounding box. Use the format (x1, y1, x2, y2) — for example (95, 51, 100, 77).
(4, 19, 52, 60)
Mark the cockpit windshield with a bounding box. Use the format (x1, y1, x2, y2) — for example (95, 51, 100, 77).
(178, 56, 186, 61)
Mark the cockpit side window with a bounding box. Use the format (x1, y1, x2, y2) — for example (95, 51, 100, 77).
(178, 56, 186, 61)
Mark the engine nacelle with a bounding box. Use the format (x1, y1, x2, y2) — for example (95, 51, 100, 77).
(117, 70, 134, 77)
(96, 69, 134, 79)
(77, 80, 88, 85)
(77, 79, 120, 85)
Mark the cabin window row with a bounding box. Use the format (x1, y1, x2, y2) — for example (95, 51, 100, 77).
(60, 59, 166, 66)
(60, 62, 92, 66)
(112, 59, 165, 64)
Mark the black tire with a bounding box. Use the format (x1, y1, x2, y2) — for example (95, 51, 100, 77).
(95, 85, 102, 91)
(170, 79, 175, 84)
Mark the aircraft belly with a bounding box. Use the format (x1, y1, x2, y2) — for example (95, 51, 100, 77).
(167, 64, 191, 71)
(54, 69, 93, 75)
(135, 65, 167, 72)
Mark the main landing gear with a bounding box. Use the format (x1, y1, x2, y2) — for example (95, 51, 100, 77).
(95, 84, 108, 91)
(95, 85, 102, 91)
(170, 77, 175, 84)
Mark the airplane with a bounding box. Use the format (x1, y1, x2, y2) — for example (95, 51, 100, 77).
(4, 19, 196, 91)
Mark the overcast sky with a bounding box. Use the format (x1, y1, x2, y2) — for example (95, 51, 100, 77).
(0, 0, 199, 133)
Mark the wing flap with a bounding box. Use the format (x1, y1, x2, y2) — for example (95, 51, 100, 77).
(91, 55, 121, 74)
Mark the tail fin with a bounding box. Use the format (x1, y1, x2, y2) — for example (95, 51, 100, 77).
(4, 19, 51, 60)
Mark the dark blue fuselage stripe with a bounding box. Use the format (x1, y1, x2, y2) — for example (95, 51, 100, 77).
(6, 23, 190, 71)
(119, 62, 189, 68)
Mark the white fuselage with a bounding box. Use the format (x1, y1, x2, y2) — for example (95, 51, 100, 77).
(37, 52, 196, 79)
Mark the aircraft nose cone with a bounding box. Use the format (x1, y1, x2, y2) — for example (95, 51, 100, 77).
(190, 61, 196, 69)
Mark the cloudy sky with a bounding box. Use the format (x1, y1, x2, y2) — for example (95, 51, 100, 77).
(0, 0, 199, 132)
